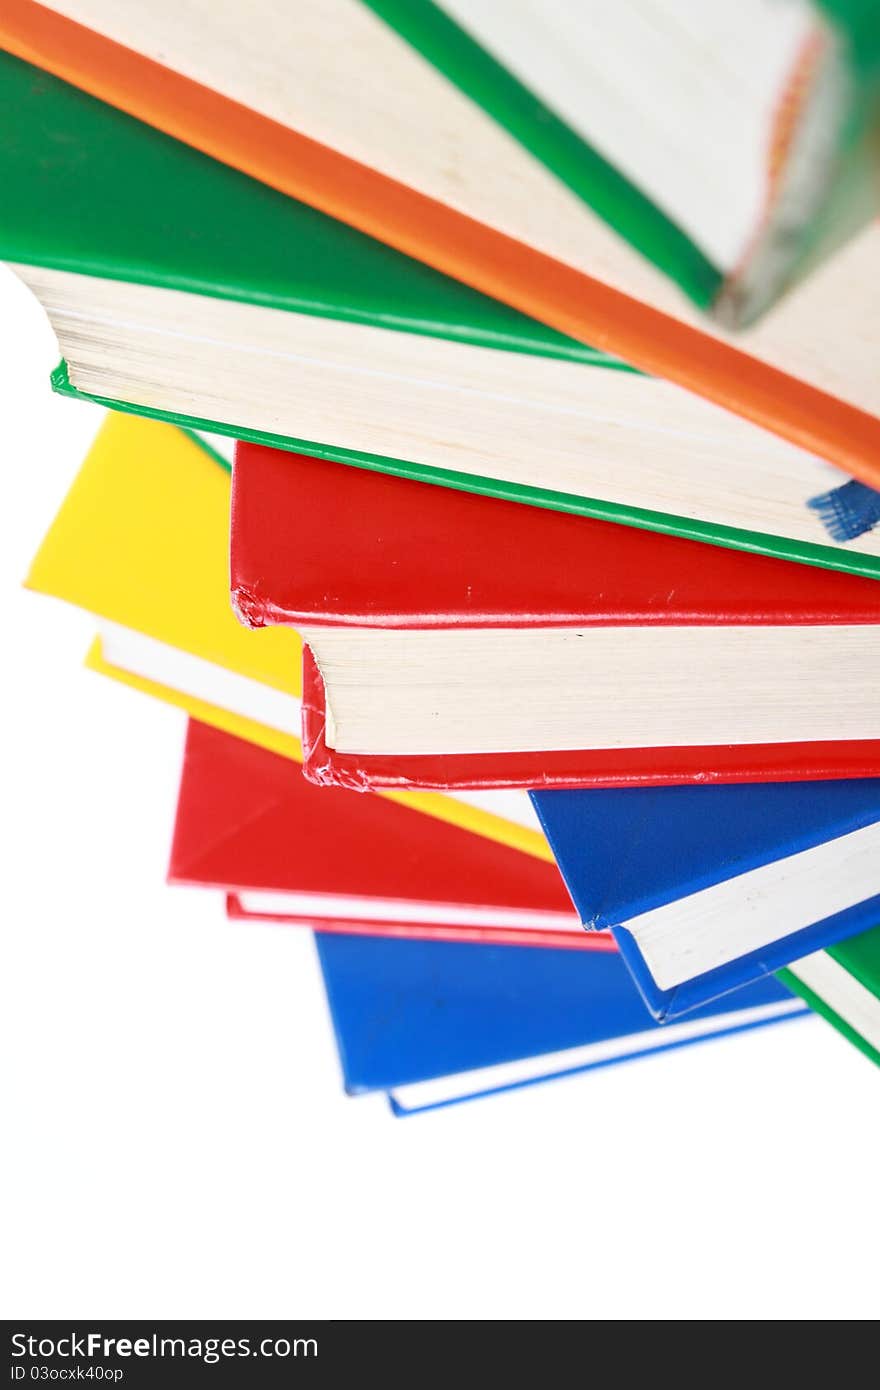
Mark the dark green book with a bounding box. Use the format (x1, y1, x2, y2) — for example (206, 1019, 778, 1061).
(4, 50, 880, 581)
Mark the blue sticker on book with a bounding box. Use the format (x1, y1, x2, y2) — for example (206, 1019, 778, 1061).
(808, 479, 880, 542)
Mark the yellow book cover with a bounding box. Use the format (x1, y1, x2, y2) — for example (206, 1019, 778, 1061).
(26, 413, 550, 862)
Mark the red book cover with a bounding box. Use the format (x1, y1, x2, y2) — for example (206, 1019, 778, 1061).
(169, 719, 596, 950)
(231, 443, 880, 791)
(231, 442, 880, 630)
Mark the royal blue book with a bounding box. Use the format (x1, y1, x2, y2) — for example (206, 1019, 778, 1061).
(314, 933, 806, 1115)
(531, 780, 880, 1021)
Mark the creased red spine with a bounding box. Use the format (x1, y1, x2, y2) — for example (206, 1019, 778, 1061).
(301, 648, 880, 792)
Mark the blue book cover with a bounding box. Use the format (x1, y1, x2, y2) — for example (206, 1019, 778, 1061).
(314, 933, 806, 1115)
(530, 780, 880, 1021)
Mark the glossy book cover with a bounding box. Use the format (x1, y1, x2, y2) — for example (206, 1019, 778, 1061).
(532, 779, 880, 1019)
(5, 0, 880, 495)
(315, 933, 806, 1113)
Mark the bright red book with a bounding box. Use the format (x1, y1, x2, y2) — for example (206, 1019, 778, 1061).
(169, 719, 592, 949)
(231, 443, 880, 792)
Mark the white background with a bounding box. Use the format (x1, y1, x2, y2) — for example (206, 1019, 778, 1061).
(2, 265, 878, 1320)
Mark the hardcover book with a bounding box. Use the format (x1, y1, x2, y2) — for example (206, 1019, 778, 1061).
(3, 49, 880, 576)
(230, 441, 880, 793)
(5, 0, 880, 494)
(315, 933, 806, 1114)
(171, 719, 582, 950)
(531, 780, 880, 1019)
(25, 413, 548, 861)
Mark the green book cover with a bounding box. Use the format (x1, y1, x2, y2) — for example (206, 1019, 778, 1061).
(779, 924, 880, 1068)
(0, 51, 618, 369)
(50, 361, 880, 583)
(6, 50, 880, 581)
(362, 0, 880, 328)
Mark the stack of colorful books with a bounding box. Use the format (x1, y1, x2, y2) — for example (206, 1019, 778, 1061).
(6, 0, 880, 1114)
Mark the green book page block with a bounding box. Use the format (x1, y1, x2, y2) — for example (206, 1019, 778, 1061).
(0, 50, 628, 369)
(51, 363, 880, 582)
(778, 968, 880, 1069)
(361, 0, 721, 309)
